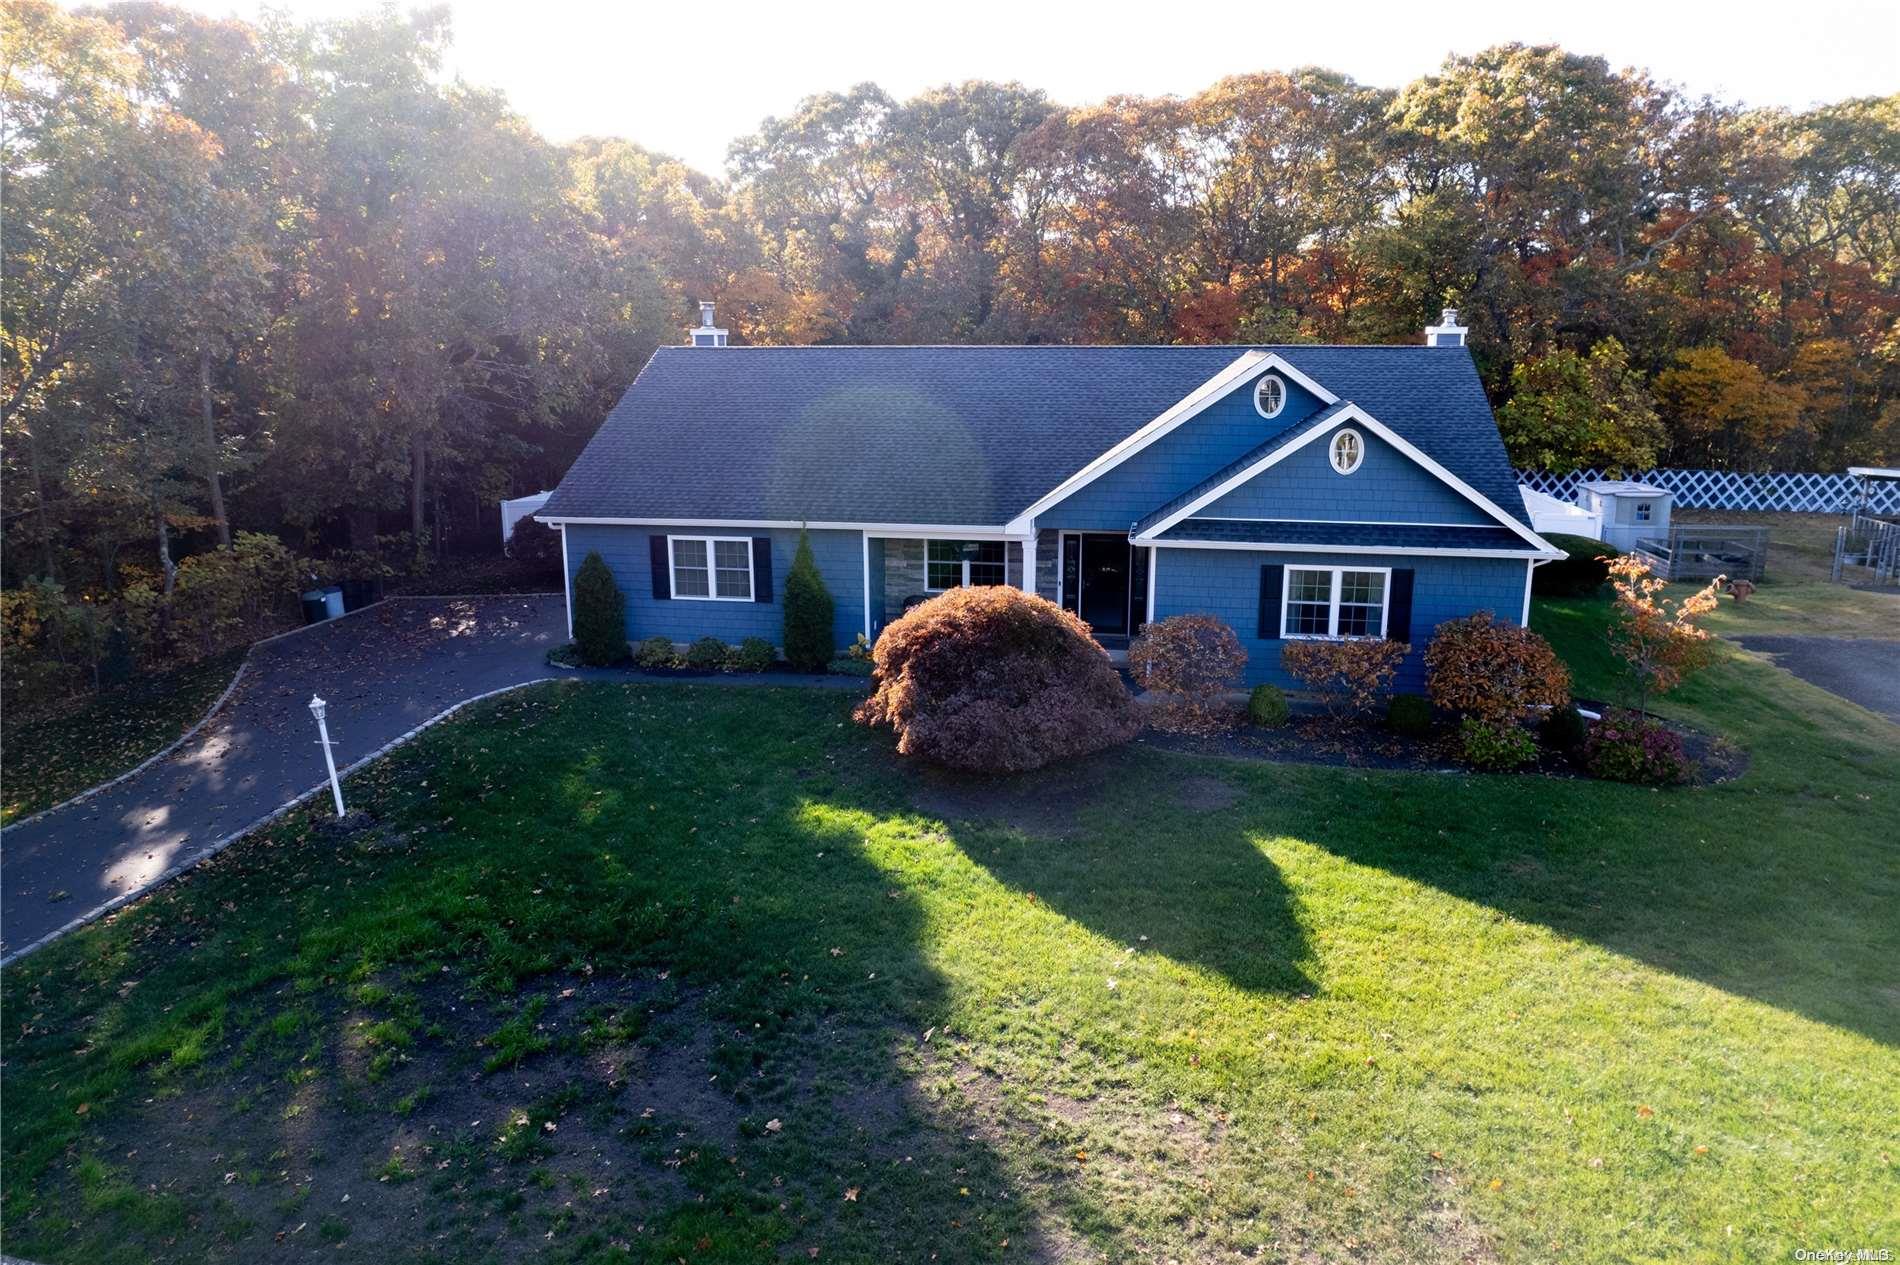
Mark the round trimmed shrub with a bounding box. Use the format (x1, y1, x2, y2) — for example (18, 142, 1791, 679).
(634, 636, 676, 668)
(572, 552, 627, 667)
(732, 636, 776, 673)
(685, 636, 731, 670)
(1248, 683, 1290, 728)
(853, 586, 1140, 773)
(1534, 534, 1619, 596)
(1386, 693, 1433, 736)
(1458, 717, 1538, 769)
(1129, 614, 1248, 732)
(1540, 704, 1589, 751)
(1581, 710, 1693, 784)
(1425, 612, 1571, 727)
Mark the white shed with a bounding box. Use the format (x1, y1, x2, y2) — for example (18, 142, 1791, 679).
(500, 491, 552, 550)
(1520, 486, 1603, 540)
(1578, 480, 1672, 552)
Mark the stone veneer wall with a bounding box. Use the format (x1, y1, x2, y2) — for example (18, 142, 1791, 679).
(880, 538, 1031, 623)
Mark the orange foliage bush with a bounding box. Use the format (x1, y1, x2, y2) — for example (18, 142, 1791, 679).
(853, 586, 1140, 772)
(1128, 614, 1248, 732)
(1281, 638, 1405, 722)
(1424, 611, 1571, 725)
(1606, 555, 1723, 715)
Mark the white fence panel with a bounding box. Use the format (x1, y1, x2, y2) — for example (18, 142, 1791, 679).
(1516, 469, 1900, 515)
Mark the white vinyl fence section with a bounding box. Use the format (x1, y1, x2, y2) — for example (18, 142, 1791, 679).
(1516, 469, 1900, 515)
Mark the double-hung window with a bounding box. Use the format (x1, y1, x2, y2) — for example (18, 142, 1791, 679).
(1282, 567, 1389, 638)
(670, 535, 754, 600)
(926, 540, 1007, 590)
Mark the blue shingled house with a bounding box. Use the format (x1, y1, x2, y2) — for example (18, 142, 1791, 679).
(537, 306, 1561, 691)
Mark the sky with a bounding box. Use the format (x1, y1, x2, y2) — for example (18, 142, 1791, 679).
(156, 0, 1897, 174)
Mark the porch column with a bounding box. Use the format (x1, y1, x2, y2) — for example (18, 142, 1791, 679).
(861, 531, 872, 640)
(1020, 534, 1037, 596)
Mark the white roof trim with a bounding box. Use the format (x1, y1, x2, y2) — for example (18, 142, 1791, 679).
(1132, 402, 1556, 553)
(1003, 351, 1338, 534)
(539, 515, 1030, 539)
(1145, 538, 1564, 559)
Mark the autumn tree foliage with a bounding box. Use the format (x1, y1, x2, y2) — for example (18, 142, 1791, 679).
(854, 587, 1139, 772)
(1497, 340, 1666, 473)
(1605, 556, 1725, 716)
(1424, 613, 1572, 725)
(1128, 614, 1249, 732)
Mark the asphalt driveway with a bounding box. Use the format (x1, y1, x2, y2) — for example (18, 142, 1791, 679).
(1735, 635, 1900, 723)
(0, 595, 569, 960)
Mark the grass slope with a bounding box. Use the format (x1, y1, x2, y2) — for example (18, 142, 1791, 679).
(1, 599, 1895, 1263)
(1, 647, 248, 825)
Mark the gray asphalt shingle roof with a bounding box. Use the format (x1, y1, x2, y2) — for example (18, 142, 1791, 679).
(540, 344, 1530, 530)
(1156, 519, 1537, 552)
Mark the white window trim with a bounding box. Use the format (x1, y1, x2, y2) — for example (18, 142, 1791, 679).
(1254, 373, 1288, 419)
(924, 539, 1007, 592)
(667, 533, 755, 602)
(1280, 565, 1392, 640)
(1329, 428, 1365, 475)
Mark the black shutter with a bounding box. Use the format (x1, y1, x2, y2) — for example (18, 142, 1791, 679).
(752, 537, 773, 602)
(1060, 535, 1081, 614)
(1257, 564, 1283, 640)
(1386, 568, 1415, 644)
(649, 535, 671, 599)
(1129, 545, 1149, 630)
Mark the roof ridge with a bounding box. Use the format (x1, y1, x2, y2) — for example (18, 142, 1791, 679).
(651, 342, 1439, 351)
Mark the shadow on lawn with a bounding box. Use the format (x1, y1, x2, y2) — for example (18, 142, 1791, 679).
(0, 682, 1122, 1265)
(902, 746, 1315, 998)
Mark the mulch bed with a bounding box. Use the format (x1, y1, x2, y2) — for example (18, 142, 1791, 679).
(1136, 701, 1749, 787)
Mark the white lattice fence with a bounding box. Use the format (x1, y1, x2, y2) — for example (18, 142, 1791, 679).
(1516, 468, 1900, 515)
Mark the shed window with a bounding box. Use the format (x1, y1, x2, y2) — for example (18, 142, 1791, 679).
(1634, 501, 1653, 522)
(926, 540, 1006, 590)
(1283, 567, 1390, 639)
(669, 535, 754, 601)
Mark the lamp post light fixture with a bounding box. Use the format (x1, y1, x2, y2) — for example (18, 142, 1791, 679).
(308, 694, 345, 818)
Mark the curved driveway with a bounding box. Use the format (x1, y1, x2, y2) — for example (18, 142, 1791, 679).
(1, 596, 569, 960)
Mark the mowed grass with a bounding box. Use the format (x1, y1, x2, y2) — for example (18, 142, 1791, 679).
(0, 646, 248, 825)
(1, 598, 1896, 1263)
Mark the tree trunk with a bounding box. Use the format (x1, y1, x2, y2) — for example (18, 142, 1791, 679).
(410, 440, 428, 563)
(24, 424, 58, 580)
(199, 347, 232, 550)
(155, 494, 177, 597)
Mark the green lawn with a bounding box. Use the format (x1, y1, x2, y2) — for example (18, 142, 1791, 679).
(0, 647, 248, 825)
(2, 598, 1895, 1263)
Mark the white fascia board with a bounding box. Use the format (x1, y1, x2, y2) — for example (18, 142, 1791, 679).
(1004, 350, 1338, 535)
(1144, 538, 1565, 560)
(1131, 402, 1558, 554)
(538, 516, 1028, 539)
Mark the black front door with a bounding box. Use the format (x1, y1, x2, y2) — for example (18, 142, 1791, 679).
(1078, 534, 1131, 635)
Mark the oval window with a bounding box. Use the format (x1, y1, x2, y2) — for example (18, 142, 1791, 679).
(1330, 428, 1364, 475)
(1253, 374, 1286, 419)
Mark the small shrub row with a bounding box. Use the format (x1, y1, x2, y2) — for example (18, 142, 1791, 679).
(628, 635, 779, 673)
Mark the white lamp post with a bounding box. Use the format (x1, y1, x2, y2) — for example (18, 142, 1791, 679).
(308, 694, 345, 818)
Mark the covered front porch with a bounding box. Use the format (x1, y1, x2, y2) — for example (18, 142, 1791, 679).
(860, 529, 1150, 651)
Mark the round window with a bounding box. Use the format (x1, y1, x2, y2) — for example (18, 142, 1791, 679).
(1253, 374, 1286, 419)
(1330, 428, 1364, 474)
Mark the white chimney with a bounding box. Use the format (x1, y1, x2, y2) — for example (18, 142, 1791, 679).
(688, 299, 728, 348)
(1425, 307, 1467, 348)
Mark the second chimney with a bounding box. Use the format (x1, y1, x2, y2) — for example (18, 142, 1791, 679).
(689, 300, 728, 348)
(1425, 307, 1467, 348)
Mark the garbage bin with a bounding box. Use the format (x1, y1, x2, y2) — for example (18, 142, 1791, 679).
(339, 577, 383, 611)
(321, 586, 345, 619)
(301, 590, 330, 624)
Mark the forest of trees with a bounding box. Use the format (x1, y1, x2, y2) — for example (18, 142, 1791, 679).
(5, 0, 1898, 610)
